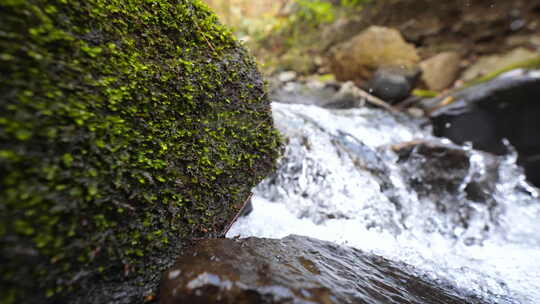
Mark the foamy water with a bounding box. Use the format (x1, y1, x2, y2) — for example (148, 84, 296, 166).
(227, 102, 540, 303)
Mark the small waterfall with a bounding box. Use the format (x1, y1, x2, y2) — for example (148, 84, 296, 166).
(227, 99, 540, 303)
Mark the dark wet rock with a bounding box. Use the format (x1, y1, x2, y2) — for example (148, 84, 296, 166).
(333, 130, 393, 189)
(333, 130, 406, 212)
(420, 71, 540, 187)
(160, 235, 487, 304)
(269, 80, 370, 110)
(393, 141, 507, 243)
(395, 141, 470, 195)
(367, 67, 421, 103)
(323, 97, 360, 109)
(270, 81, 340, 107)
(394, 141, 500, 201)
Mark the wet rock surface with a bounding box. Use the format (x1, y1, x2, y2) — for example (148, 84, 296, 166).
(160, 235, 487, 304)
(226, 84, 540, 303)
(269, 81, 341, 107)
(421, 70, 540, 186)
(393, 141, 506, 243)
(367, 67, 420, 103)
(394, 141, 498, 200)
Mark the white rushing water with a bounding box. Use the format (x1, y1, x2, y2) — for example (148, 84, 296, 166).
(227, 101, 540, 303)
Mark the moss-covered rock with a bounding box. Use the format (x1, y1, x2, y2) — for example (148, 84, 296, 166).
(0, 0, 280, 303)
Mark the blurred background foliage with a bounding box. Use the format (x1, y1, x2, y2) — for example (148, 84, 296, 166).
(203, 0, 373, 73)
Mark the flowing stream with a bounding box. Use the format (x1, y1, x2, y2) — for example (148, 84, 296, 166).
(226, 89, 540, 303)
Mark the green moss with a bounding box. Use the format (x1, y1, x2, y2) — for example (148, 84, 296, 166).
(412, 89, 439, 98)
(464, 56, 540, 88)
(0, 0, 280, 303)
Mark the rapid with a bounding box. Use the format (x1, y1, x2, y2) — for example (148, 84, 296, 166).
(227, 84, 540, 303)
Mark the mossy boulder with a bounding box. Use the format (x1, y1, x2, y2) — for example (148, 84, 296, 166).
(0, 0, 280, 303)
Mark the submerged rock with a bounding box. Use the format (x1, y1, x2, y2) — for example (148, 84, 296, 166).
(420, 70, 540, 187)
(393, 141, 501, 199)
(395, 142, 471, 194)
(160, 235, 487, 304)
(393, 141, 503, 241)
(0, 0, 280, 303)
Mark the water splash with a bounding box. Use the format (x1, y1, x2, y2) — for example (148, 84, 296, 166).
(227, 101, 540, 303)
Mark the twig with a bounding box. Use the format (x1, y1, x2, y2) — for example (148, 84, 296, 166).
(339, 81, 399, 113)
(193, 16, 217, 53)
(220, 193, 253, 237)
(425, 95, 455, 116)
(355, 87, 399, 113)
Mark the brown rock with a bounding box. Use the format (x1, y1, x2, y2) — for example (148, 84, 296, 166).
(399, 16, 444, 42)
(160, 235, 487, 304)
(420, 52, 461, 91)
(320, 17, 363, 51)
(461, 47, 540, 82)
(328, 26, 420, 83)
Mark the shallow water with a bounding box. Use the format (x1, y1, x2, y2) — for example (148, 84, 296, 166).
(227, 101, 540, 303)
(162, 235, 490, 304)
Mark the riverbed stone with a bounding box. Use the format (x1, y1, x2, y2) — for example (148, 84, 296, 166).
(368, 66, 420, 102)
(420, 52, 461, 91)
(461, 48, 540, 82)
(328, 26, 420, 83)
(160, 235, 486, 304)
(0, 0, 280, 303)
(393, 141, 499, 201)
(420, 71, 540, 187)
(392, 140, 504, 244)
